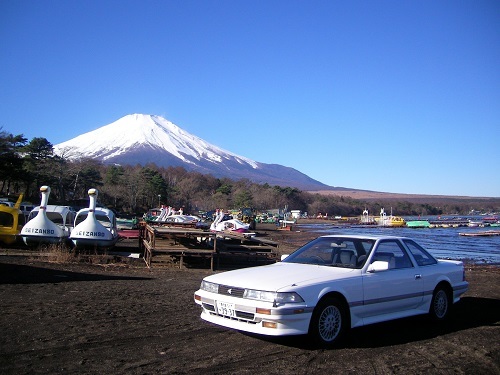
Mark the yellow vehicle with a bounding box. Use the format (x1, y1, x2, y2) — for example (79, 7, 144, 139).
(239, 207, 256, 230)
(0, 194, 25, 245)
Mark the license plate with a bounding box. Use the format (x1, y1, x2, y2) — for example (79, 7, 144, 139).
(216, 301, 236, 317)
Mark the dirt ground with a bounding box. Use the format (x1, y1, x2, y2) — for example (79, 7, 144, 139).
(0, 226, 499, 375)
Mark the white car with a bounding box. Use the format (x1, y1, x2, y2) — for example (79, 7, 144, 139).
(194, 235, 469, 346)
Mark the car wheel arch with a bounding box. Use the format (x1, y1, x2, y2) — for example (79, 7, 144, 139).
(434, 280, 453, 297)
(429, 281, 453, 321)
(308, 292, 351, 347)
(316, 291, 351, 326)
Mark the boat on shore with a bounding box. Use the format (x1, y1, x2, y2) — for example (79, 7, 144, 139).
(21, 186, 76, 245)
(145, 206, 207, 228)
(70, 188, 119, 248)
(116, 216, 139, 230)
(0, 194, 25, 244)
(210, 209, 250, 233)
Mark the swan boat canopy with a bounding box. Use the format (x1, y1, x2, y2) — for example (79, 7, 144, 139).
(21, 186, 76, 245)
(0, 194, 25, 245)
(70, 188, 119, 248)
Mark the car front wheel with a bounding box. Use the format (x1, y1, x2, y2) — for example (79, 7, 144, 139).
(309, 296, 347, 347)
(429, 287, 451, 320)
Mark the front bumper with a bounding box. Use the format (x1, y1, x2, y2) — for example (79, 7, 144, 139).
(194, 290, 313, 336)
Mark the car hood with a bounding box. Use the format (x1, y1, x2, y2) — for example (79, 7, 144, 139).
(204, 262, 357, 292)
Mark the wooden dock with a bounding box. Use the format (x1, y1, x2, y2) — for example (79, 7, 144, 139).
(139, 224, 278, 270)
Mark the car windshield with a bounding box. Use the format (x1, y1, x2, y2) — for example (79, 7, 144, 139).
(282, 237, 375, 269)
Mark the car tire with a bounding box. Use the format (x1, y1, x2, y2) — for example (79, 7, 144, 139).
(429, 286, 451, 321)
(309, 296, 347, 347)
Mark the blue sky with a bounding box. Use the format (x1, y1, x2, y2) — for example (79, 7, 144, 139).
(1, 1, 499, 197)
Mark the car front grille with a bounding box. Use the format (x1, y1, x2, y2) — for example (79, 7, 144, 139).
(201, 285, 256, 323)
(218, 284, 245, 298)
(235, 311, 254, 320)
(211, 310, 256, 323)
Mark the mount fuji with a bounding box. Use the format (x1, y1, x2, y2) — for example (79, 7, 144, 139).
(53, 114, 330, 190)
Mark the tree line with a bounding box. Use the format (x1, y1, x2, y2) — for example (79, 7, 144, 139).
(1, 129, 497, 217)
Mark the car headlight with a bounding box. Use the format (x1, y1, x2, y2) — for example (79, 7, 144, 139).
(200, 280, 219, 293)
(244, 289, 304, 304)
(274, 292, 304, 304)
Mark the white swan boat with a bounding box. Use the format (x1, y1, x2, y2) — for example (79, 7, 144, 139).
(146, 206, 207, 228)
(70, 188, 119, 248)
(21, 186, 76, 245)
(210, 209, 250, 233)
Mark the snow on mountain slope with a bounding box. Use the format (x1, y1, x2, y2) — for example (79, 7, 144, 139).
(54, 114, 329, 190)
(54, 114, 258, 168)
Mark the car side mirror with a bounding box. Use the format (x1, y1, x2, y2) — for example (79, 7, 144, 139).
(280, 254, 289, 261)
(367, 260, 389, 273)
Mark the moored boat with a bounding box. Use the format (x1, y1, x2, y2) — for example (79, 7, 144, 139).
(375, 208, 406, 227)
(70, 188, 119, 248)
(21, 186, 76, 245)
(0, 194, 25, 244)
(459, 230, 500, 237)
(360, 209, 377, 225)
(483, 216, 499, 225)
(468, 220, 484, 228)
(406, 220, 431, 228)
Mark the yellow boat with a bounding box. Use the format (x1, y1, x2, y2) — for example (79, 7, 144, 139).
(374, 208, 406, 227)
(0, 194, 25, 244)
(385, 216, 406, 227)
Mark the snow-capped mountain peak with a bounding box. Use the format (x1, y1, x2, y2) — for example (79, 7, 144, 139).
(54, 114, 258, 168)
(53, 114, 327, 190)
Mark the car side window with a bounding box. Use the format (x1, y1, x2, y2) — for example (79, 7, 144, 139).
(371, 240, 413, 269)
(403, 239, 438, 266)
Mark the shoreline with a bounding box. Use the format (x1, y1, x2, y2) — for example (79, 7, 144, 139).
(1, 220, 499, 267)
(257, 221, 500, 266)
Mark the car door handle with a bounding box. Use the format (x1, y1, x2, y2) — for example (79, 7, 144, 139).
(415, 274, 422, 280)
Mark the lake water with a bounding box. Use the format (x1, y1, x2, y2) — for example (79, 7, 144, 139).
(295, 218, 500, 265)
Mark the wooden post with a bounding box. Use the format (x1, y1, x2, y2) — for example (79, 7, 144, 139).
(213, 233, 217, 271)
